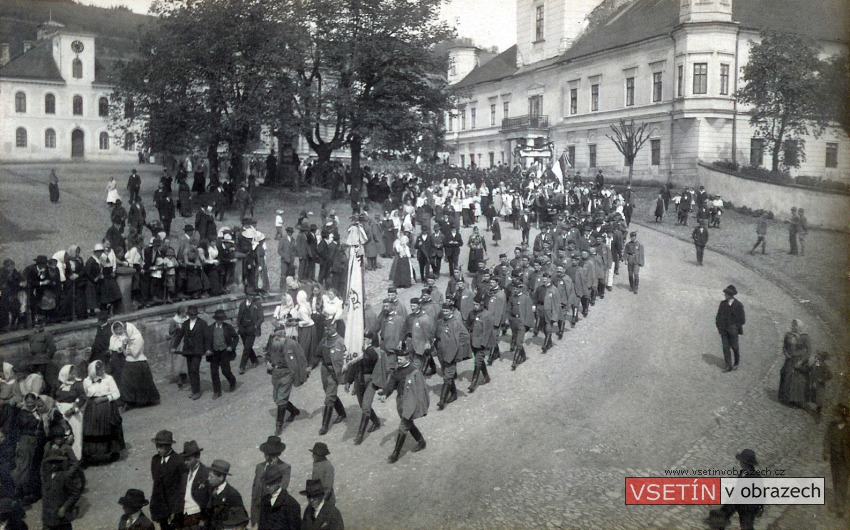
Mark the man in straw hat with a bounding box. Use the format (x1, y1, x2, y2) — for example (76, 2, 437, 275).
(379, 350, 429, 464)
(178, 440, 210, 528)
(258, 464, 301, 530)
(706, 449, 763, 530)
(150, 430, 184, 530)
(250, 436, 290, 527)
(118, 489, 155, 530)
(209, 309, 238, 399)
(299, 479, 343, 530)
(207, 459, 249, 530)
(715, 285, 746, 373)
(266, 321, 308, 435)
(823, 403, 850, 517)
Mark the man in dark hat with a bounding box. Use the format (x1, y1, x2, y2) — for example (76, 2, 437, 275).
(715, 285, 746, 372)
(309, 442, 336, 504)
(403, 297, 436, 374)
(88, 310, 113, 367)
(118, 488, 155, 530)
(823, 404, 849, 517)
(623, 231, 644, 294)
(150, 430, 185, 530)
(277, 226, 295, 289)
(41, 452, 83, 530)
(706, 449, 762, 530)
(295, 222, 311, 281)
(508, 279, 535, 369)
(266, 322, 309, 435)
(171, 306, 211, 400)
(207, 460, 249, 530)
(435, 301, 472, 410)
(208, 309, 238, 399)
(250, 436, 290, 527)
(379, 351, 428, 464)
(178, 440, 209, 529)
(468, 294, 495, 393)
(258, 464, 301, 530)
(485, 277, 506, 364)
(315, 325, 348, 435)
(306, 223, 319, 281)
(537, 273, 561, 352)
(236, 294, 264, 375)
(300, 479, 343, 530)
(692, 220, 710, 266)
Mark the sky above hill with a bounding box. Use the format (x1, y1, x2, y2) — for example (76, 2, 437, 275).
(82, 0, 517, 52)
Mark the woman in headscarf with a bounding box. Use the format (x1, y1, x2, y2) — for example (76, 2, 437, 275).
(110, 321, 160, 409)
(291, 290, 318, 366)
(12, 393, 44, 506)
(54, 364, 86, 460)
(82, 360, 124, 464)
(389, 232, 414, 288)
(48, 169, 60, 204)
(778, 319, 811, 407)
(183, 240, 208, 299)
(0, 362, 15, 405)
(273, 289, 295, 329)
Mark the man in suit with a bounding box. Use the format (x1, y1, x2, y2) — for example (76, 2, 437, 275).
(149, 430, 186, 530)
(623, 232, 644, 294)
(127, 169, 142, 203)
(208, 309, 239, 399)
(443, 226, 463, 276)
(206, 460, 250, 530)
(692, 220, 709, 266)
(118, 489, 155, 530)
(299, 480, 343, 530)
(41, 453, 83, 530)
(258, 465, 302, 530)
(178, 440, 210, 529)
(519, 211, 532, 245)
(171, 306, 211, 400)
(236, 295, 264, 375)
(277, 227, 295, 289)
(250, 436, 291, 528)
(414, 227, 434, 282)
(306, 224, 319, 281)
(715, 285, 746, 372)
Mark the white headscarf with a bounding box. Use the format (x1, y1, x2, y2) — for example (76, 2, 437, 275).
(58, 364, 76, 391)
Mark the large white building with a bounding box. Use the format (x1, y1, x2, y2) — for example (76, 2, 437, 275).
(0, 16, 142, 163)
(446, 0, 849, 183)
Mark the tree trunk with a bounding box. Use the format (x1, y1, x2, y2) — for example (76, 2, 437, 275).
(207, 142, 219, 178)
(312, 144, 334, 188)
(627, 160, 634, 182)
(772, 121, 786, 172)
(229, 149, 245, 182)
(350, 134, 362, 196)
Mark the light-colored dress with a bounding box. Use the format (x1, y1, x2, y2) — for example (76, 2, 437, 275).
(106, 178, 121, 204)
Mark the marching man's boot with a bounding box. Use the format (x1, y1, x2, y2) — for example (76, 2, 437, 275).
(368, 409, 381, 432)
(387, 432, 407, 464)
(410, 424, 426, 452)
(557, 320, 565, 339)
(285, 402, 300, 422)
(318, 403, 333, 435)
(467, 366, 481, 393)
(354, 414, 369, 445)
(275, 405, 286, 436)
(437, 382, 449, 410)
(447, 380, 458, 403)
(480, 364, 490, 386)
(511, 347, 520, 370)
(332, 399, 347, 424)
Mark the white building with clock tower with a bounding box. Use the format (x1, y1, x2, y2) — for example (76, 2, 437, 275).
(0, 19, 139, 162)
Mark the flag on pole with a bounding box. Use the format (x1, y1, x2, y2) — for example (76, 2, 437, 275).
(342, 223, 368, 372)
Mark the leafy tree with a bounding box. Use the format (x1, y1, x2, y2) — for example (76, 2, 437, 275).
(606, 118, 650, 181)
(818, 54, 850, 136)
(736, 31, 828, 172)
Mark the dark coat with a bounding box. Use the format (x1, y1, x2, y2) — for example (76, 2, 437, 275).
(443, 231, 463, 259)
(302, 500, 344, 530)
(715, 299, 745, 335)
(236, 301, 264, 335)
(251, 460, 291, 525)
(209, 321, 239, 354)
(414, 233, 435, 261)
(41, 464, 82, 528)
(172, 318, 212, 357)
(692, 226, 709, 246)
(119, 511, 156, 530)
(208, 482, 250, 529)
(278, 236, 295, 265)
(258, 489, 302, 530)
(180, 462, 211, 519)
(435, 315, 471, 363)
(150, 451, 187, 520)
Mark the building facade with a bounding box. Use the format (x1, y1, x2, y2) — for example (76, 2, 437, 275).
(0, 20, 140, 163)
(446, 0, 849, 184)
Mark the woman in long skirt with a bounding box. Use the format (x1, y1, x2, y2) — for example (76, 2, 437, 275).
(778, 319, 811, 407)
(291, 290, 318, 366)
(183, 243, 207, 298)
(106, 176, 121, 206)
(48, 170, 60, 203)
(99, 242, 123, 312)
(178, 178, 193, 217)
(322, 288, 345, 337)
(467, 226, 487, 273)
(82, 360, 124, 464)
(389, 233, 413, 288)
(54, 364, 86, 460)
(200, 239, 223, 295)
(491, 216, 501, 247)
(110, 321, 159, 409)
(12, 393, 44, 505)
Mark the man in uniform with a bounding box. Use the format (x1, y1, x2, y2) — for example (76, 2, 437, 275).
(404, 298, 436, 373)
(314, 325, 347, 435)
(594, 235, 611, 298)
(376, 298, 405, 367)
(485, 277, 506, 365)
(379, 351, 429, 464)
(424, 275, 444, 305)
(623, 232, 644, 294)
(467, 294, 495, 393)
(266, 322, 308, 435)
(553, 265, 578, 339)
(537, 273, 561, 352)
(434, 302, 471, 410)
(345, 335, 387, 445)
(507, 279, 534, 369)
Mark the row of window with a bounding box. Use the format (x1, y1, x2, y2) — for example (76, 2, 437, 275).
(450, 63, 733, 130)
(748, 139, 840, 168)
(14, 92, 133, 117)
(14, 127, 136, 150)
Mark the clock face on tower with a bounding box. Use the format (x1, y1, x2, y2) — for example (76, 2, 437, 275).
(71, 40, 84, 53)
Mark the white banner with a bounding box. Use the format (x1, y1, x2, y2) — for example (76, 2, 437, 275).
(342, 225, 367, 371)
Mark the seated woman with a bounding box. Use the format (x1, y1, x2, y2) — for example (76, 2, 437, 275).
(778, 319, 810, 408)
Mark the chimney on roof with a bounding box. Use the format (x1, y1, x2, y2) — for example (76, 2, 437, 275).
(0, 43, 10, 67)
(23, 40, 34, 53)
